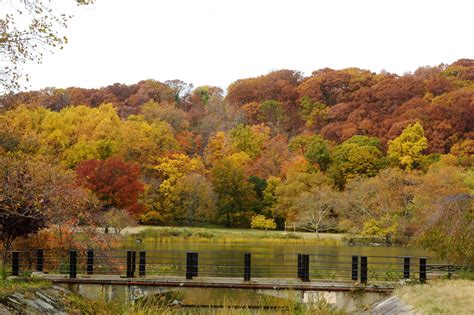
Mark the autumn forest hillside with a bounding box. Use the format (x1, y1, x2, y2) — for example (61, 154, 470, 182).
(0, 59, 473, 265)
(2, 59, 473, 152)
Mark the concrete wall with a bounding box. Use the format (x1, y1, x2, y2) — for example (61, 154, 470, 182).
(303, 290, 390, 313)
(58, 283, 389, 312)
(57, 283, 177, 303)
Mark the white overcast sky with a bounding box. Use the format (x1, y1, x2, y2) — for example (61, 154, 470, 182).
(24, 0, 474, 91)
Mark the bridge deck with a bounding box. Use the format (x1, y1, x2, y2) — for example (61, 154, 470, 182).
(44, 275, 395, 293)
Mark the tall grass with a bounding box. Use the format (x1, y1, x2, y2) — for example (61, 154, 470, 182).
(130, 227, 342, 246)
(395, 279, 474, 314)
(66, 288, 346, 314)
(84, 296, 345, 315)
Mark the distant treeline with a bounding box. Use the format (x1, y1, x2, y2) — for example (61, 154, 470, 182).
(1, 59, 472, 153)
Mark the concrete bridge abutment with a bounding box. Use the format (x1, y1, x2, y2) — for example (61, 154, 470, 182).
(56, 280, 391, 313)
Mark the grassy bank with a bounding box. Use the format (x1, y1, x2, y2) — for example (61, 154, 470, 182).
(125, 226, 346, 245)
(77, 302, 343, 315)
(0, 278, 51, 297)
(74, 292, 344, 315)
(395, 279, 474, 314)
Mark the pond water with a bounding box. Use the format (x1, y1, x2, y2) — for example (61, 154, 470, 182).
(127, 239, 429, 257)
(120, 239, 432, 281)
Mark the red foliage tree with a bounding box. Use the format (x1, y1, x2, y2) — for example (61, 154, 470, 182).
(226, 70, 302, 107)
(226, 70, 303, 133)
(297, 68, 377, 106)
(76, 158, 145, 216)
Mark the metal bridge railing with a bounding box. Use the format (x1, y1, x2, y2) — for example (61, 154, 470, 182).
(6, 249, 441, 284)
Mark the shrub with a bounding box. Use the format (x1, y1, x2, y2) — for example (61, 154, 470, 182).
(250, 215, 277, 231)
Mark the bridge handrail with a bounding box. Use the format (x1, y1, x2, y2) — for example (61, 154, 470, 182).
(5, 248, 452, 284)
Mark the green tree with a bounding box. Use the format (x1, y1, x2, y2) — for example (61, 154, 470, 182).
(299, 96, 328, 130)
(262, 177, 280, 210)
(248, 175, 267, 213)
(261, 176, 284, 227)
(329, 135, 386, 189)
(259, 100, 284, 127)
(211, 158, 258, 227)
(288, 134, 312, 156)
(229, 124, 268, 158)
(388, 122, 428, 170)
(304, 135, 331, 170)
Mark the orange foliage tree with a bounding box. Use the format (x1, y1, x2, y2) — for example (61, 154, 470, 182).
(76, 157, 145, 216)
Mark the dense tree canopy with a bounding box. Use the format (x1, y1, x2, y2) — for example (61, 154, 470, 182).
(0, 59, 473, 264)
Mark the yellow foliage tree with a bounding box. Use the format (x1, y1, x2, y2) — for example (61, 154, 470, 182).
(388, 122, 428, 170)
(250, 214, 277, 235)
(148, 154, 205, 221)
(118, 115, 178, 166)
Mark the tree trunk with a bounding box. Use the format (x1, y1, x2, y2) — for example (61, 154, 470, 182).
(2, 247, 7, 280)
(1, 237, 13, 280)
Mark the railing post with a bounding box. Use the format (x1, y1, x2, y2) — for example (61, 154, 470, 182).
(139, 251, 146, 276)
(244, 253, 251, 281)
(192, 253, 198, 277)
(186, 252, 198, 279)
(419, 258, 426, 283)
(351, 256, 358, 281)
(186, 252, 192, 279)
(86, 249, 94, 275)
(69, 250, 77, 279)
(404, 257, 410, 279)
(302, 254, 310, 282)
(360, 256, 368, 284)
(126, 250, 134, 278)
(36, 249, 44, 272)
(297, 253, 302, 279)
(12, 251, 19, 276)
(132, 251, 137, 275)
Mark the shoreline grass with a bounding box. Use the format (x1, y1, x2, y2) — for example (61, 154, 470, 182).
(125, 226, 346, 246)
(395, 279, 474, 314)
(0, 278, 52, 297)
